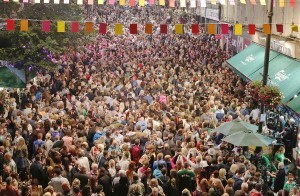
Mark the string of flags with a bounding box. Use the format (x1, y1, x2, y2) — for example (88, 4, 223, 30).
(4, 19, 299, 35)
(0, 0, 297, 7)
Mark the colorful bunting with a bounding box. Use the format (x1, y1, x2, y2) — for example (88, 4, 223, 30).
(248, 24, 256, 35)
(291, 25, 299, 32)
(276, 24, 283, 33)
(200, 0, 206, 7)
(169, 0, 175, 7)
(6, 19, 15, 31)
(290, 0, 296, 7)
(221, 24, 229, 34)
(42, 20, 50, 32)
(229, 0, 235, 5)
(85, 22, 93, 33)
(139, 0, 145, 6)
(109, 0, 115, 5)
(234, 24, 242, 35)
(263, 24, 271, 34)
(130, 24, 138, 34)
(180, 0, 186, 7)
(159, 0, 165, 6)
(119, 0, 125, 5)
(20, 19, 28, 31)
(160, 24, 168, 34)
(240, 0, 246, 4)
(115, 24, 123, 35)
(191, 24, 199, 34)
(211, 0, 217, 5)
(279, 0, 284, 7)
(71, 21, 79, 33)
(250, 0, 256, 5)
(149, 0, 155, 5)
(260, 0, 266, 5)
(57, 21, 65, 33)
(145, 24, 153, 34)
(207, 24, 215, 34)
(175, 24, 183, 34)
(219, 0, 226, 5)
(130, 0, 135, 6)
(99, 23, 107, 34)
(190, 0, 196, 7)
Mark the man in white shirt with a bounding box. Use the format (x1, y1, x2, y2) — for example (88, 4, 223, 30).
(48, 168, 70, 193)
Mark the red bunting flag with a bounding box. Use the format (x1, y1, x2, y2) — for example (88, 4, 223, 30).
(276, 24, 283, 33)
(248, 24, 256, 35)
(99, 23, 107, 34)
(191, 24, 199, 34)
(250, 0, 256, 4)
(6, 19, 15, 31)
(221, 24, 228, 34)
(290, 0, 296, 7)
(130, 24, 138, 34)
(130, 0, 135, 6)
(42, 20, 50, 32)
(145, 24, 153, 34)
(160, 24, 167, 34)
(71, 21, 79, 33)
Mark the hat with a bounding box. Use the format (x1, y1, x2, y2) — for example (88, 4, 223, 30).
(200, 160, 209, 168)
(207, 148, 216, 156)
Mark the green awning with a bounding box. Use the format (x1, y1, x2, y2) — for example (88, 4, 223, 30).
(287, 96, 300, 114)
(248, 56, 300, 103)
(227, 43, 280, 80)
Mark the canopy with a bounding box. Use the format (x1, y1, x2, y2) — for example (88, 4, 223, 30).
(287, 96, 300, 114)
(222, 131, 275, 147)
(227, 43, 300, 103)
(0, 64, 35, 88)
(227, 43, 280, 81)
(214, 118, 258, 136)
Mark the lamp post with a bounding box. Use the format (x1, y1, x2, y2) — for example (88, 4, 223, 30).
(258, 0, 274, 133)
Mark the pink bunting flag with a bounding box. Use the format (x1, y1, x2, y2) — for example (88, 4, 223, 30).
(109, 0, 115, 5)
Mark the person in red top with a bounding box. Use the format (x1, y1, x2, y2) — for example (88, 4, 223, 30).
(0, 177, 20, 196)
(131, 139, 141, 165)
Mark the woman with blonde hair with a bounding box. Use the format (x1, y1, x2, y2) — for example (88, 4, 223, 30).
(274, 146, 290, 167)
(13, 137, 28, 180)
(108, 159, 116, 177)
(219, 168, 227, 187)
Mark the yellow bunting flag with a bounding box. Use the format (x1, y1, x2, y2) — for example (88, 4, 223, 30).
(263, 24, 271, 34)
(77, 0, 83, 4)
(234, 24, 243, 35)
(175, 24, 183, 34)
(207, 24, 216, 34)
(240, 0, 246, 4)
(98, 0, 104, 4)
(119, 0, 125, 5)
(115, 24, 123, 35)
(279, 0, 284, 7)
(159, 0, 165, 6)
(57, 21, 65, 33)
(260, 0, 266, 5)
(139, 0, 145, 6)
(20, 19, 28, 31)
(211, 0, 217, 5)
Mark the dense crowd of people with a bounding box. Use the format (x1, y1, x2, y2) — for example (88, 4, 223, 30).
(0, 5, 299, 196)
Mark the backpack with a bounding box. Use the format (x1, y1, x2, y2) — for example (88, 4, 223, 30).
(131, 145, 141, 164)
(158, 176, 170, 193)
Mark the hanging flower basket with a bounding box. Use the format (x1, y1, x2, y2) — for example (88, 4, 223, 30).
(246, 81, 283, 107)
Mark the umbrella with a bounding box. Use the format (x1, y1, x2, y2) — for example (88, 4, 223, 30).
(214, 119, 258, 136)
(222, 131, 275, 147)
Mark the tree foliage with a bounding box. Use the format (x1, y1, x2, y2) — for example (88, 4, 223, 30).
(0, 2, 91, 71)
